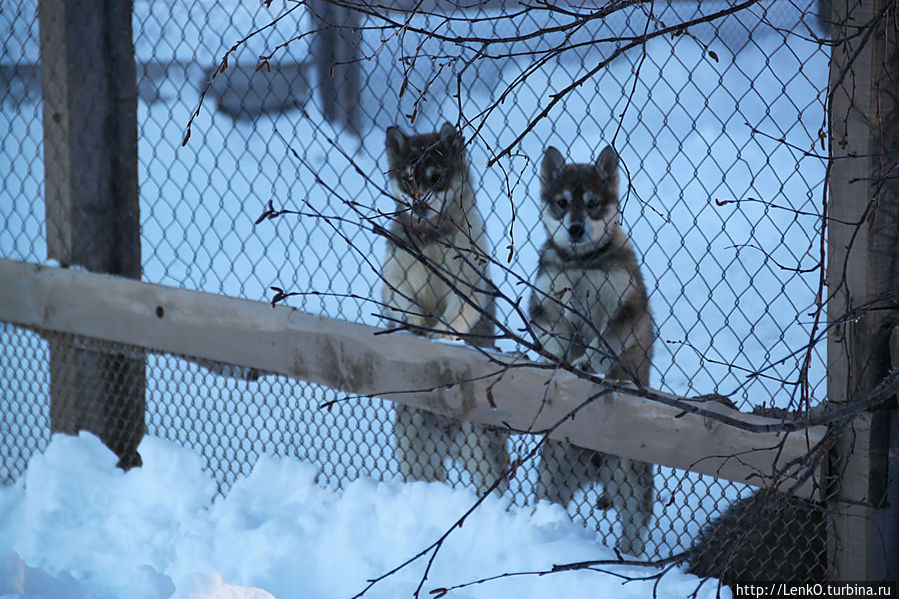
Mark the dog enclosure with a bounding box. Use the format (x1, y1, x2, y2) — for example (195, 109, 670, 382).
(1, 0, 897, 587)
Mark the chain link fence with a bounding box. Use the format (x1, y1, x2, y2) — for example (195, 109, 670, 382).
(1, 0, 833, 579)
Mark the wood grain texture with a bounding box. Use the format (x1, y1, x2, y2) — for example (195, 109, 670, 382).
(39, 0, 144, 468)
(0, 258, 827, 497)
(826, 0, 898, 579)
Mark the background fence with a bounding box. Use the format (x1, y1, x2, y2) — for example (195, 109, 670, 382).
(0, 0, 886, 584)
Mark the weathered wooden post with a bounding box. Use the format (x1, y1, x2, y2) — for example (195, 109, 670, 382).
(39, 0, 145, 468)
(310, 0, 362, 134)
(827, 0, 898, 580)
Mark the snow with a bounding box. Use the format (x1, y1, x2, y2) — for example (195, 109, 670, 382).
(0, 2, 830, 405)
(0, 1, 830, 409)
(148, 1, 829, 408)
(0, 433, 727, 599)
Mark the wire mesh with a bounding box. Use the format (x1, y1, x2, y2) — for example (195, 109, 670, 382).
(0, 0, 833, 579)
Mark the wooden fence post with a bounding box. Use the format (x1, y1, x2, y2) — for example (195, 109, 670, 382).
(39, 0, 145, 468)
(310, 0, 362, 134)
(827, 0, 899, 581)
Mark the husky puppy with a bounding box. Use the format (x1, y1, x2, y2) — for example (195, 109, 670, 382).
(529, 144, 655, 555)
(381, 122, 508, 495)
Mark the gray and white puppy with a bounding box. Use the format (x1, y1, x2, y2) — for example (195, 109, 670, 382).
(529, 144, 655, 555)
(381, 122, 507, 495)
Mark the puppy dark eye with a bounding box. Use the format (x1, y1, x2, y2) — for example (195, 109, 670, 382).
(430, 172, 441, 186)
(555, 197, 568, 209)
(586, 197, 599, 209)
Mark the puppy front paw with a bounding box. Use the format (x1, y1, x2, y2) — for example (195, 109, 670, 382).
(435, 333, 466, 345)
(571, 354, 593, 372)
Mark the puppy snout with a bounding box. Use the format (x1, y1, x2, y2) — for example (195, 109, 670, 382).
(568, 222, 585, 240)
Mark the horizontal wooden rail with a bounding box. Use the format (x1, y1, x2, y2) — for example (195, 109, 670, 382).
(0, 258, 828, 498)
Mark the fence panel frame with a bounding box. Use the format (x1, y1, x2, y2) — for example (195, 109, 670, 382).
(826, 0, 899, 581)
(7, 0, 896, 581)
(38, 0, 145, 468)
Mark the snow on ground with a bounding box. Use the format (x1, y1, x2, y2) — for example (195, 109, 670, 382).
(0, 433, 727, 599)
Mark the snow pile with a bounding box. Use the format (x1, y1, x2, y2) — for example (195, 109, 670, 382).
(0, 433, 726, 599)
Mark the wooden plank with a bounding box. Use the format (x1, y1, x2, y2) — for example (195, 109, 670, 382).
(866, 9, 899, 583)
(827, 413, 879, 580)
(885, 327, 899, 580)
(0, 258, 828, 497)
(38, 0, 144, 468)
(826, 0, 899, 580)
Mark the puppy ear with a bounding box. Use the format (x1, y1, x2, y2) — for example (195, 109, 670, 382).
(439, 121, 463, 155)
(541, 146, 565, 187)
(439, 121, 459, 140)
(385, 126, 408, 162)
(596, 144, 619, 189)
